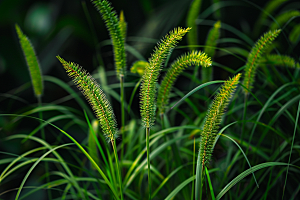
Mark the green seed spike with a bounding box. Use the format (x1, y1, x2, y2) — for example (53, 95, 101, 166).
(157, 51, 212, 115)
(186, 0, 202, 50)
(242, 29, 281, 94)
(140, 27, 191, 128)
(57, 56, 118, 141)
(119, 10, 127, 41)
(263, 54, 300, 69)
(15, 24, 43, 97)
(202, 20, 221, 83)
(92, 0, 126, 77)
(200, 73, 241, 168)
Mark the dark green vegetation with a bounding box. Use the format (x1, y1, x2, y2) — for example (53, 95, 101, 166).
(1, 0, 300, 199)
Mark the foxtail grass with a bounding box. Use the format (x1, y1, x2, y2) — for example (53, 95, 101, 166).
(242, 29, 281, 95)
(57, 56, 124, 200)
(196, 73, 241, 200)
(140, 27, 191, 199)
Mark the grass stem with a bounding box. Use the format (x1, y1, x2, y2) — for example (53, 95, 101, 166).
(37, 96, 51, 199)
(112, 139, 124, 200)
(120, 74, 125, 177)
(146, 127, 151, 200)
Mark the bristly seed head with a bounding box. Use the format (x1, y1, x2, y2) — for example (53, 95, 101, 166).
(57, 56, 118, 142)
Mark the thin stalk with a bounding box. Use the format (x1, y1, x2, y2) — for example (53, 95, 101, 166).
(146, 127, 151, 200)
(37, 96, 51, 199)
(191, 138, 195, 200)
(282, 100, 300, 199)
(160, 113, 169, 175)
(112, 139, 124, 200)
(120, 75, 125, 175)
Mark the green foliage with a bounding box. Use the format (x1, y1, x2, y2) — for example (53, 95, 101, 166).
(140, 27, 191, 128)
(199, 73, 241, 168)
(15, 24, 43, 97)
(157, 51, 212, 115)
(57, 56, 118, 141)
(202, 20, 221, 83)
(270, 10, 300, 30)
(92, 0, 126, 77)
(242, 29, 281, 94)
(186, 0, 202, 50)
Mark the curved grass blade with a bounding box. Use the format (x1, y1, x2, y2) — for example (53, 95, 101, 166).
(221, 134, 259, 188)
(165, 175, 195, 200)
(14, 143, 72, 200)
(282, 100, 300, 199)
(171, 80, 224, 110)
(216, 162, 294, 200)
(205, 166, 215, 200)
(270, 10, 300, 31)
(2, 114, 120, 199)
